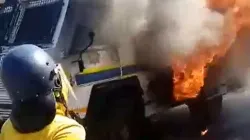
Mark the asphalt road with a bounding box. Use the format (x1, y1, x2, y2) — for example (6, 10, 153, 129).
(151, 88, 250, 140)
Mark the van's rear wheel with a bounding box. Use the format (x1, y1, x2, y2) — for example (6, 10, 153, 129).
(188, 96, 222, 131)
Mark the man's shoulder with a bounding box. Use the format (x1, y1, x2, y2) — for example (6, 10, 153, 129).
(1, 118, 11, 131)
(53, 115, 82, 126)
(51, 115, 86, 139)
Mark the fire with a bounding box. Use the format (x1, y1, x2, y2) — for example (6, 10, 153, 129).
(201, 128, 209, 136)
(172, 0, 250, 101)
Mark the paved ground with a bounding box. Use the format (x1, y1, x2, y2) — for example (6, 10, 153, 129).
(151, 89, 250, 140)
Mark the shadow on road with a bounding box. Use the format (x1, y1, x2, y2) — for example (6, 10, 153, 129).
(148, 91, 250, 140)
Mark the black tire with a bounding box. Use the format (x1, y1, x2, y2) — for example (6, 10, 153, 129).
(188, 96, 222, 131)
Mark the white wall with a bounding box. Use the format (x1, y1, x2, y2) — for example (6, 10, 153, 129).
(51, 0, 111, 59)
(50, 0, 136, 73)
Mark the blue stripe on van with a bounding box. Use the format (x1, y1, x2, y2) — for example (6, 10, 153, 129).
(75, 65, 139, 85)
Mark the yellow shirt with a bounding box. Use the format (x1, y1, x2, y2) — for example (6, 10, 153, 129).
(0, 115, 86, 140)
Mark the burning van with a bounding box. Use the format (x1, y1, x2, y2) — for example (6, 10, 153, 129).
(0, 0, 250, 139)
(67, 31, 228, 140)
(62, 0, 250, 139)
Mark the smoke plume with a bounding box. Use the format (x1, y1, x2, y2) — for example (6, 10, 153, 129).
(96, 0, 225, 70)
(96, 0, 148, 46)
(135, 0, 225, 70)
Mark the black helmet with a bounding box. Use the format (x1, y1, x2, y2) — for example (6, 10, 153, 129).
(0, 44, 58, 133)
(1, 44, 57, 101)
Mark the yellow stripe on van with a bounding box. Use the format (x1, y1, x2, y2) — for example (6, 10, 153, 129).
(80, 64, 136, 75)
(75, 64, 139, 85)
(70, 107, 87, 113)
(121, 73, 137, 79)
(80, 65, 119, 75)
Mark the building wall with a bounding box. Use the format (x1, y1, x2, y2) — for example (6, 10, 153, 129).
(52, 0, 137, 69)
(49, 0, 111, 60)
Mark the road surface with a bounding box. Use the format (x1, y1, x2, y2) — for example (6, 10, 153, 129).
(151, 88, 250, 140)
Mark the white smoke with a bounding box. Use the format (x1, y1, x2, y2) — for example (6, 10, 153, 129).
(96, 0, 225, 69)
(96, 0, 148, 46)
(146, 0, 224, 55)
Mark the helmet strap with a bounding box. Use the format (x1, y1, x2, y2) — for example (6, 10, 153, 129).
(53, 73, 75, 118)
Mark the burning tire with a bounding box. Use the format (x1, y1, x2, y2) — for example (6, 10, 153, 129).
(188, 95, 222, 131)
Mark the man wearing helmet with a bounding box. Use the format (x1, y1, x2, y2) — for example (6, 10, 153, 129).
(0, 44, 86, 139)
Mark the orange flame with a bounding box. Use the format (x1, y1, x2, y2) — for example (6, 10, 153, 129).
(172, 0, 250, 101)
(201, 128, 209, 136)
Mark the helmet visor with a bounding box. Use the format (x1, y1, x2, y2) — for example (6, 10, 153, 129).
(54, 64, 79, 107)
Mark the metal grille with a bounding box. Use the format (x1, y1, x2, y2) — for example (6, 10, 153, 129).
(0, 5, 15, 46)
(13, 0, 64, 45)
(0, 108, 11, 120)
(0, 78, 11, 120)
(27, 0, 61, 8)
(0, 79, 11, 104)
